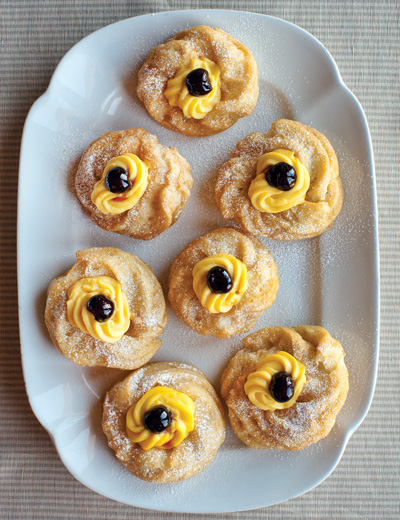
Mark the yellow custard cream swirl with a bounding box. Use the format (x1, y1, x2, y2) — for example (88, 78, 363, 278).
(248, 149, 310, 213)
(244, 351, 306, 411)
(164, 57, 221, 119)
(126, 386, 195, 450)
(91, 153, 148, 215)
(192, 254, 247, 314)
(66, 276, 131, 343)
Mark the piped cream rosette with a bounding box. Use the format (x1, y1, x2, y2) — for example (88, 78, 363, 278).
(244, 351, 306, 410)
(248, 149, 310, 213)
(126, 386, 195, 450)
(66, 276, 130, 343)
(192, 253, 247, 314)
(91, 153, 148, 215)
(164, 57, 221, 119)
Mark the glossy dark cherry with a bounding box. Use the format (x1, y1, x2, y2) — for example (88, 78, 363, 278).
(104, 167, 132, 193)
(207, 266, 233, 294)
(87, 295, 114, 322)
(269, 371, 295, 403)
(186, 68, 213, 96)
(144, 406, 172, 433)
(265, 162, 297, 191)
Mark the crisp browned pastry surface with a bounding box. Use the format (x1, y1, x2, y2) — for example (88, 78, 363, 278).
(75, 128, 193, 240)
(45, 247, 167, 369)
(220, 326, 349, 450)
(168, 227, 279, 338)
(215, 119, 343, 240)
(102, 361, 226, 483)
(137, 25, 259, 136)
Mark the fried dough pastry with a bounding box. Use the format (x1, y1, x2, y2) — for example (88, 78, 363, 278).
(220, 326, 349, 450)
(137, 25, 259, 136)
(75, 128, 193, 240)
(168, 227, 279, 338)
(45, 247, 167, 369)
(215, 119, 343, 240)
(102, 361, 226, 482)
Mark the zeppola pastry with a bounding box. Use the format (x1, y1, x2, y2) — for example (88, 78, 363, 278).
(215, 119, 343, 240)
(45, 247, 167, 369)
(102, 361, 226, 482)
(75, 128, 193, 240)
(168, 227, 279, 338)
(220, 326, 349, 450)
(137, 25, 259, 136)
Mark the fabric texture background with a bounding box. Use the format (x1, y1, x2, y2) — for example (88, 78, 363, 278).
(1, 0, 399, 518)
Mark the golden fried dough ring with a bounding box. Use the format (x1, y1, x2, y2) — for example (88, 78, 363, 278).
(45, 247, 167, 369)
(102, 361, 226, 482)
(75, 128, 193, 240)
(220, 326, 349, 450)
(137, 25, 259, 136)
(168, 227, 279, 338)
(215, 119, 343, 240)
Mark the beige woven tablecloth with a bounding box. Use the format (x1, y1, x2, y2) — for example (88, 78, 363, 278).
(1, 1, 399, 518)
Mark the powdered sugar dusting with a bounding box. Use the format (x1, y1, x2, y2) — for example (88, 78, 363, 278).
(23, 10, 378, 513)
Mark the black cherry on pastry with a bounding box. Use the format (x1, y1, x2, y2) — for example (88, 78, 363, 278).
(186, 68, 213, 96)
(265, 162, 297, 191)
(207, 266, 233, 294)
(269, 371, 295, 403)
(104, 167, 132, 193)
(87, 294, 114, 322)
(144, 405, 172, 433)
